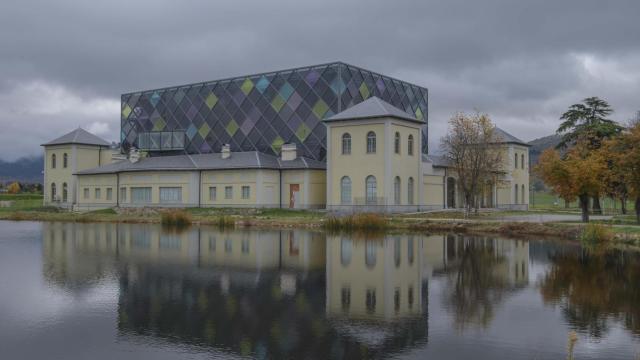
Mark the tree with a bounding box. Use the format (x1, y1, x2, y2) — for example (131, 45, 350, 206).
(606, 122, 640, 223)
(441, 112, 503, 217)
(536, 140, 606, 222)
(556, 97, 622, 214)
(7, 181, 20, 194)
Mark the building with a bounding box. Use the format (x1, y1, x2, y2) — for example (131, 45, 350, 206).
(120, 62, 429, 161)
(42, 63, 529, 211)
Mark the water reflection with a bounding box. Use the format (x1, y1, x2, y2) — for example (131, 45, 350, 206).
(36, 222, 640, 359)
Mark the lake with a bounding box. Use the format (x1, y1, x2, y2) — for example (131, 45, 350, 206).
(0, 221, 638, 359)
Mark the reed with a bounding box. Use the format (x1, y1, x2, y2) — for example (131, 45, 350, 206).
(580, 223, 612, 246)
(216, 215, 236, 229)
(324, 213, 388, 232)
(160, 209, 193, 227)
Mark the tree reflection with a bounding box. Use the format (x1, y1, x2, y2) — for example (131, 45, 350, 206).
(540, 249, 640, 338)
(442, 236, 525, 330)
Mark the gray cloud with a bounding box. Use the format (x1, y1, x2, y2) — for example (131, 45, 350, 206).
(0, 0, 639, 160)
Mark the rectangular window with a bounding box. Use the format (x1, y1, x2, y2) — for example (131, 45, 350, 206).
(159, 187, 182, 203)
(83, 188, 89, 199)
(209, 187, 217, 201)
(95, 188, 101, 199)
(120, 187, 127, 202)
(106, 188, 113, 201)
(131, 187, 152, 204)
(241, 186, 250, 199)
(225, 186, 233, 199)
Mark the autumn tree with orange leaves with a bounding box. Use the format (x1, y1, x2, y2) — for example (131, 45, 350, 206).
(536, 140, 606, 222)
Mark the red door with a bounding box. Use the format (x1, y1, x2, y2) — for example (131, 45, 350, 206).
(289, 184, 299, 208)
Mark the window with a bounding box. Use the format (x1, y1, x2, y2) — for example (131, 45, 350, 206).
(120, 187, 127, 202)
(366, 131, 376, 153)
(408, 286, 414, 309)
(138, 131, 185, 151)
(209, 187, 217, 201)
(51, 154, 56, 169)
(95, 188, 101, 199)
(340, 176, 352, 205)
(341, 133, 351, 154)
(408, 134, 414, 155)
(63, 153, 68, 168)
(514, 184, 518, 204)
(160, 187, 182, 203)
(394, 237, 401, 267)
(62, 183, 68, 202)
(394, 132, 400, 154)
(341, 287, 351, 312)
(394, 176, 401, 205)
(340, 238, 352, 266)
(241, 238, 250, 254)
(241, 186, 250, 199)
(225, 237, 232, 253)
(51, 183, 56, 201)
(521, 154, 525, 169)
(160, 233, 181, 249)
(225, 186, 233, 199)
(131, 187, 152, 204)
(515, 153, 518, 169)
(208, 236, 216, 252)
(106, 188, 113, 201)
(394, 288, 401, 313)
(366, 289, 376, 314)
(408, 177, 415, 205)
(366, 175, 377, 204)
(521, 184, 525, 204)
(365, 240, 377, 268)
(83, 188, 89, 199)
(408, 236, 415, 265)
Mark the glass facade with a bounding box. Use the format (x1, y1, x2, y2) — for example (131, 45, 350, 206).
(121, 62, 428, 161)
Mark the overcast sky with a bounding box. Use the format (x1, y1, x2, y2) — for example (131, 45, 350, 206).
(1, 0, 639, 161)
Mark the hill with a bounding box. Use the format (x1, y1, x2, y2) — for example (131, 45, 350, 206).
(0, 156, 44, 184)
(528, 134, 561, 166)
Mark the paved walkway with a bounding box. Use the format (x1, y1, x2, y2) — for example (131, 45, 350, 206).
(495, 214, 613, 223)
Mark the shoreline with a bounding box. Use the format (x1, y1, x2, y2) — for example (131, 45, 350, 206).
(2, 208, 639, 248)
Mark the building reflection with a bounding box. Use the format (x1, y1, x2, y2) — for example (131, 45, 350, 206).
(41, 222, 533, 357)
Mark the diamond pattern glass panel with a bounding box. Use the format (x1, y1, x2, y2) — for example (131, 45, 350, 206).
(121, 62, 429, 159)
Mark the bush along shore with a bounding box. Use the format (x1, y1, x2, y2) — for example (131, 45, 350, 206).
(1, 207, 639, 247)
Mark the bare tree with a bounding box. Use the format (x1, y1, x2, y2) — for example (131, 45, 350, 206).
(441, 112, 504, 217)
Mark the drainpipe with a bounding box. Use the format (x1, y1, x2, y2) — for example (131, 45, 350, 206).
(198, 170, 202, 208)
(116, 173, 120, 207)
(279, 169, 283, 209)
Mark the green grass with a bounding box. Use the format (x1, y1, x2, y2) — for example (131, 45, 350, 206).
(0, 193, 43, 201)
(530, 191, 636, 214)
(0, 193, 46, 213)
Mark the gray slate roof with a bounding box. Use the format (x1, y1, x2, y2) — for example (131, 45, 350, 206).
(423, 154, 450, 168)
(75, 151, 326, 175)
(494, 127, 529, 146)
(42, 128, 111, 147)
(324, 96, 424, 124)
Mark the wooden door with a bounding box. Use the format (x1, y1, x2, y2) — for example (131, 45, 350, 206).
(289, 184, 299, 208)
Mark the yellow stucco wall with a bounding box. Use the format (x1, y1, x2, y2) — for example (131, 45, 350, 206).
(423, 175, 444, 207)
(118, 171, 199, 207)
(201, 169, 259, 206)
(77, 174, 118, 209)
(390, 122, 421, 208)
(43, 145, 74, 205)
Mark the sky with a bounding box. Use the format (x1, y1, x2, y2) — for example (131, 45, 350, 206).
(1, 0, 639, 161)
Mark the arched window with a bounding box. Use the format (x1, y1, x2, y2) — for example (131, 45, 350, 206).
(365, 240, 377, 268)
(340, 176, 352, 205)
(521, 184, 525, 205)
(394, 176, 401, 205)
(394, 132, 400, 154)
(366, 176, 377, 204)
(51, 183, 56, 201)
(408, 236, 414, 265)
(51, 154, 56, 169)
(341, 238, 352, 266)
(62, 183, 68, 202)
(514, 153, 518, 169)
(342, 133, 351, 155)
(394, 237, 401, 267)
(521, 154, 525, 169)
(63, 153, 68, 168)
(408, 177, 415, 205)
(408, 134, 414, 155)
(514, 184, 518, 204)
(366, 131, 376, 153)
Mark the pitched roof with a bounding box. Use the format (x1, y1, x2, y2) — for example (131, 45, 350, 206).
(324, 96, 424, 124)
(41, 128, 110, 147)
(422, 154, 450, 168)
(494, 127, 529, 146)
(74, 151, 326, 175)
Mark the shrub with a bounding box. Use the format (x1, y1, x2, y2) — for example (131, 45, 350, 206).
(216, 215, 235, 229)
(324, 213, 388, 233)
(160, 209, 193, 227)
(580, 223, 612, 246)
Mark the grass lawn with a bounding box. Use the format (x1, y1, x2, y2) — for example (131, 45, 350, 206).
(530, 191, 636, 214)
(0, 193, 45, 212)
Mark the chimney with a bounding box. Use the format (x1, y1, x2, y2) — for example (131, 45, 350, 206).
(221, 144, 231, 159)
(129, 147, 140, 163)
(281, 143, 297, 161)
